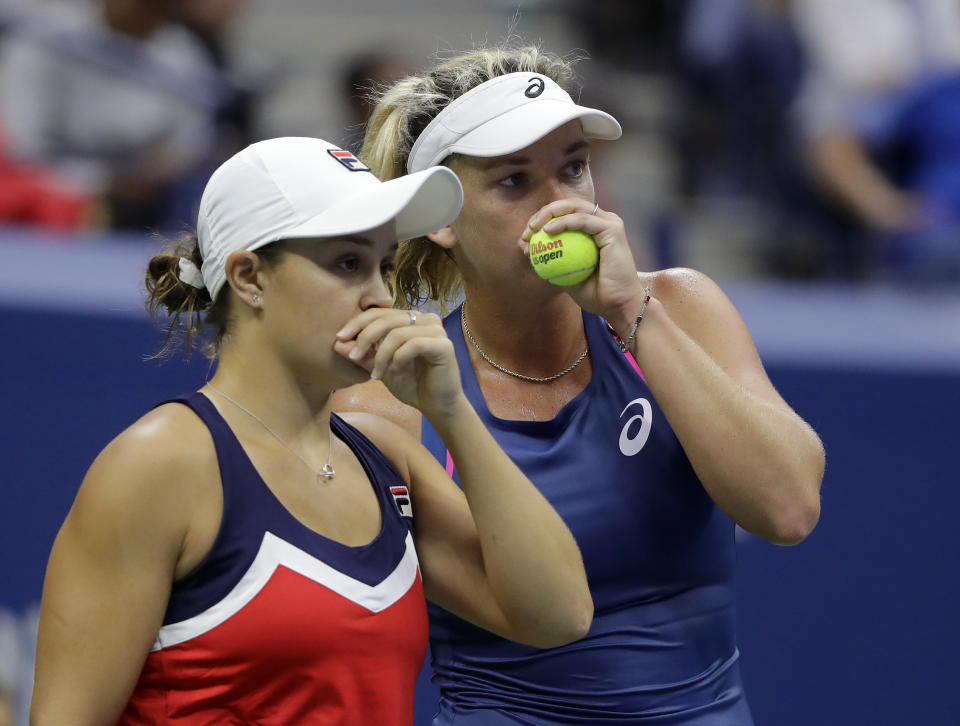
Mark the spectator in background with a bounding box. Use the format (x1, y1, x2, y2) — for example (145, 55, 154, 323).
(792, 0, 960, 282)
(171, 0, 259, 156)
(0, 127, 92, 229)
(339, 50, 419, 154)
(675, 0, 825, 278)
(561, 0, 820, 277)
(0, 0, 221, 232)
(677, 0, 803, 200)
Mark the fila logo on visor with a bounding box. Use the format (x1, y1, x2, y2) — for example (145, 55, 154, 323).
(328, 148, 371, 172)
(525, 76, 545, 98)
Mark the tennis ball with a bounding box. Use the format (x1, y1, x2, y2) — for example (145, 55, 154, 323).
(529, 225, 599, 286)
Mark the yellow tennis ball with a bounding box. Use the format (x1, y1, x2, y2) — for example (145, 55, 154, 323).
(529, 226, 599, 286)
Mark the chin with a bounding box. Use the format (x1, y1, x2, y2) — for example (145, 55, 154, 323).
(333, 357, 374, 387)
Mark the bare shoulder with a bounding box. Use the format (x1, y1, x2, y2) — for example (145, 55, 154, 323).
(641, 267, 744, 332)
(337, 410, 420, 483)
(332, 380, 422, 439)
(641, 266, 768, 376)
(75, 401, 217, 537)
(642, 266, 728, 310)
(101, 402, 215, 481)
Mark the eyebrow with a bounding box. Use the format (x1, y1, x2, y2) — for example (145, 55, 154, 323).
(477, 140, 590, 171)
(333, 235, 399, 252)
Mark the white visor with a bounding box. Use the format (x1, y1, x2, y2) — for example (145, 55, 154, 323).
(407, 72, 622, 173)
(196, 137, 463, 301)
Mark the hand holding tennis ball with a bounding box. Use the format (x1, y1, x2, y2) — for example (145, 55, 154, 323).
(529, 224, 599, 286)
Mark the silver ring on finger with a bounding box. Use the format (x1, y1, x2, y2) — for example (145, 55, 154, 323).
(408, 311, 417, 326)
(592, 202, 600, 215)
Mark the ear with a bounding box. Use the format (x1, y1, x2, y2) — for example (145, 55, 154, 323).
(224, 250, 265, 308)
(426, 225, 458, 249)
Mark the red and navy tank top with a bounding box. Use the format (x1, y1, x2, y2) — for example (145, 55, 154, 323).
(120, 392, 428, 725)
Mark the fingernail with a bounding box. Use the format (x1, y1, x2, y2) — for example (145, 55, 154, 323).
(369, 368, 380, 379)
(348, 348, 361, 360)
(335, 328, 348, 339)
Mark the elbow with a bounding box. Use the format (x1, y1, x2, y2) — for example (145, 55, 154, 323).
(768, 498, 820, 546)
(520, 597, 594, 649)
(555, 598, 594, 646)
(769, 442, 825, 546)
(765, 481, 822, 545)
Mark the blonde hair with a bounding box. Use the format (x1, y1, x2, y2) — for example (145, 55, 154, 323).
(361, 43, 582, 310)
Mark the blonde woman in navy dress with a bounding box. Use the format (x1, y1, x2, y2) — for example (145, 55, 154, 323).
(336, 45, 827, 724)
(29, 137, 592, 725)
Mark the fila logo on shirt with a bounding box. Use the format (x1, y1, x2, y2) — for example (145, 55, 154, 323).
(327, 148, 371, 172)
(618, 397, 653, 456)
(391, 486, 413, 518)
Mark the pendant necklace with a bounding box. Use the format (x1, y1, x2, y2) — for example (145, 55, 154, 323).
(205, 383, 335, 481)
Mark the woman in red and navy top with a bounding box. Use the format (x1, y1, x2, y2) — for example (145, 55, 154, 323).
(29, 137, 592, 726)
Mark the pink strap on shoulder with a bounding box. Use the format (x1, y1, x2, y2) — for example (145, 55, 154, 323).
(622, 348, 647, 383)
(607, 319, 646, 382)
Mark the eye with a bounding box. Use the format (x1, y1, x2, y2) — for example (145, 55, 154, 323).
(335, 255, 360, 273)
(380, 259, 396, 279)
(499, 172, 526, 188)
(565, 160, 586, 179)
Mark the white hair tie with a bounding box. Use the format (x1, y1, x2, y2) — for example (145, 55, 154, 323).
(178, 257, 205, 289)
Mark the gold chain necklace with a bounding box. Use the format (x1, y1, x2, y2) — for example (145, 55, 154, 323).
(205, 384, 335, 482)
(460, 302, 590, 383)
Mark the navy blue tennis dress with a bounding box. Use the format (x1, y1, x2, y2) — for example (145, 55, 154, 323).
(120, 393, 428, 725)
(421, 308, 754, 725)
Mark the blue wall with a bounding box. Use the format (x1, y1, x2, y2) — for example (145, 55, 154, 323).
(735, 365, 957, 726)
(1, 237, 957, 725)
(0, 307, 212, 613)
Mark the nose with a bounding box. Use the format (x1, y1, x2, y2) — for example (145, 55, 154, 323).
(360, 270, 394, 310)
(544, 176, 567, 204)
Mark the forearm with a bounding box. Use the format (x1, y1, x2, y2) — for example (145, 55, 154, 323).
(426, 396, 592, 645)
(620, 298, 824, 544)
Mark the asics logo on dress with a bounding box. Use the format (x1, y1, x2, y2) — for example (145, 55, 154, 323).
(619, 398, 652, 456)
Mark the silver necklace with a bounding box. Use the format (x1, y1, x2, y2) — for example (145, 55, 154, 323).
(205, 383, 335, 481)
(461, 302, 590, 383)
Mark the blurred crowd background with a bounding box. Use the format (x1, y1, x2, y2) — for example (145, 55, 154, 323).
(2, 1, 960, 725)
(3, 0, 960, 284)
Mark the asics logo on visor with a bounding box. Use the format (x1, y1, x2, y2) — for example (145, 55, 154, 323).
(525, 76, 546, 98)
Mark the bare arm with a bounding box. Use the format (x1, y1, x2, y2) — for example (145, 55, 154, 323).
(611, 269, 825, 545)
(350, 407, 591, 649)
(334, 309, 592, 648)
(31, 407, 211, 725)
(524, 204, 825, 546)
